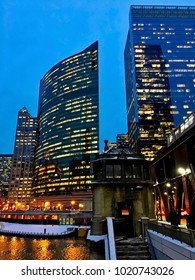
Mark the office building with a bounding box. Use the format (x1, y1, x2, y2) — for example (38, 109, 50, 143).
(33, 41, 99, 203)
(124, 5, 195, 160)
(8, 107, 38, 209)
(117, 133, 129, 149)
(103, 134, 129, 152)
(0, 154, 12, 199)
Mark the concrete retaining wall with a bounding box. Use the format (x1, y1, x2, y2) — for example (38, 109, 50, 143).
(147, 229, 195, 260)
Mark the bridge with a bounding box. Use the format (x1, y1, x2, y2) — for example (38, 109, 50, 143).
(150, 112, 195, 229)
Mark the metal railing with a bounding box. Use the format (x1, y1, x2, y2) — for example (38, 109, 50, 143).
(147, 220, 195, 247)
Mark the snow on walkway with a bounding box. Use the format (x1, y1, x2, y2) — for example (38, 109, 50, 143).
(0, 222, 71, 234)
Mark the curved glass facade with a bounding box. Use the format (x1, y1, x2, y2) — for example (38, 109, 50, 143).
(125, 6, 195, 161)
(33, 41, 99, 196)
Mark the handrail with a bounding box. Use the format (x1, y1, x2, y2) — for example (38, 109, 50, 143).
(106, 217, 117, 260)
(0, 229, 74, 236)
(147, 220, 195, 247)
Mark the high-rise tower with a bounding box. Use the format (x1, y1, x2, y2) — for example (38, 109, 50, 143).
(125, 5, 195, 160)
(33, 41, 99, 199)
(0, 154, 12, 200)
(8, 107, 38, 209)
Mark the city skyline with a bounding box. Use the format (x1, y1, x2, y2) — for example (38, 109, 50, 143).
(0, 0, 190, 154)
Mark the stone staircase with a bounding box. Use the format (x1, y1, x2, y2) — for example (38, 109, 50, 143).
(115, 237, 152, 260)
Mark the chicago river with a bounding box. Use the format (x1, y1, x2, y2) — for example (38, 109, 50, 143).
(0, 235, 104, 260)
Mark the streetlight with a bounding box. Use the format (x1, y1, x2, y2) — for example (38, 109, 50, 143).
(79, 203, 84, 210)
(70, 200, 75, 210)
(45, 201, 49, 210)
(178, 167, 191, 176)
(177, 167, 191, 225)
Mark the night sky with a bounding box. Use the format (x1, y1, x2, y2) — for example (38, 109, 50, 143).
(0, 0, 189, 154)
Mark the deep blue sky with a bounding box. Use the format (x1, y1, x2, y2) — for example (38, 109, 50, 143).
(0, 0, 189, 154)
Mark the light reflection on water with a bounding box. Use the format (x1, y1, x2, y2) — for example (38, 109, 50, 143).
(0, 235, 104, 260)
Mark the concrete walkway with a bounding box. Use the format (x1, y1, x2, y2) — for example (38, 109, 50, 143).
(0, 222, 75, 237)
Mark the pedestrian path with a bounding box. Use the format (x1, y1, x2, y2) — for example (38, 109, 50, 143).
(0, 222, 76, 238)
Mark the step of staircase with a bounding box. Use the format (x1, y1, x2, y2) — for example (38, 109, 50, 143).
(115, 237, 151, 260)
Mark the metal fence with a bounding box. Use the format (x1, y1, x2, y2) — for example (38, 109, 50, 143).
(147, 220, 195, 247)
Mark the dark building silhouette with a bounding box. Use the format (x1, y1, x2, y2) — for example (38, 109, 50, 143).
(91, 146, 154, 237)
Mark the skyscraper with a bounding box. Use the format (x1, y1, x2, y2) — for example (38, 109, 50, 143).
(117, 133, 129, 149)
(0, 154, 12, 199)
(125, 5, 195, 161)
(8, 107, 38, 209)
(33, 41, 99, 200)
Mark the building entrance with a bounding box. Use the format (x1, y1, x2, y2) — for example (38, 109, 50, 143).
(116, 201, 134, 237)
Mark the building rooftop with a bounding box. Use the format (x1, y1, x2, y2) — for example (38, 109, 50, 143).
(131, 5, 195, 18)
(98, 146, 145, 161)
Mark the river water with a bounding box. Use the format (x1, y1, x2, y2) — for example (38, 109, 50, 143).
(0, 235, 104, 260)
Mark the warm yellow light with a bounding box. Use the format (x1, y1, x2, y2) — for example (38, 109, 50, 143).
(71, 201, 75, 205)
(186, 168, 191, 174)
(79, 203, 84, 208)
(178, 167, 191, 175)
(178, 167, 185, 175)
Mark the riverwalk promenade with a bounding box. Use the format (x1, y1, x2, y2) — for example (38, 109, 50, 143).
(0, 222, 90, 238)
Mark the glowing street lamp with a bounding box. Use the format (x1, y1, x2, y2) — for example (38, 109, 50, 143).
(70, 200, 76, 210)
(178, 167, 191, 175)
(79, 203, 84, 209)
(45, 201, 49, 210)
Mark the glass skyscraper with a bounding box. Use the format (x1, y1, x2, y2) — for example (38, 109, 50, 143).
(8, 107, 38, 208)
(33, 41, 99, 197)
(125, 5, 195, 161)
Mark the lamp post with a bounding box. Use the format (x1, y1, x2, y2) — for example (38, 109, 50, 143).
(177, 167, 191, 225)
(178, 168, 190, 211)
(166, 182, 174, 209)
(70, 200, 75, 211)
(44, 201, 49, 210)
